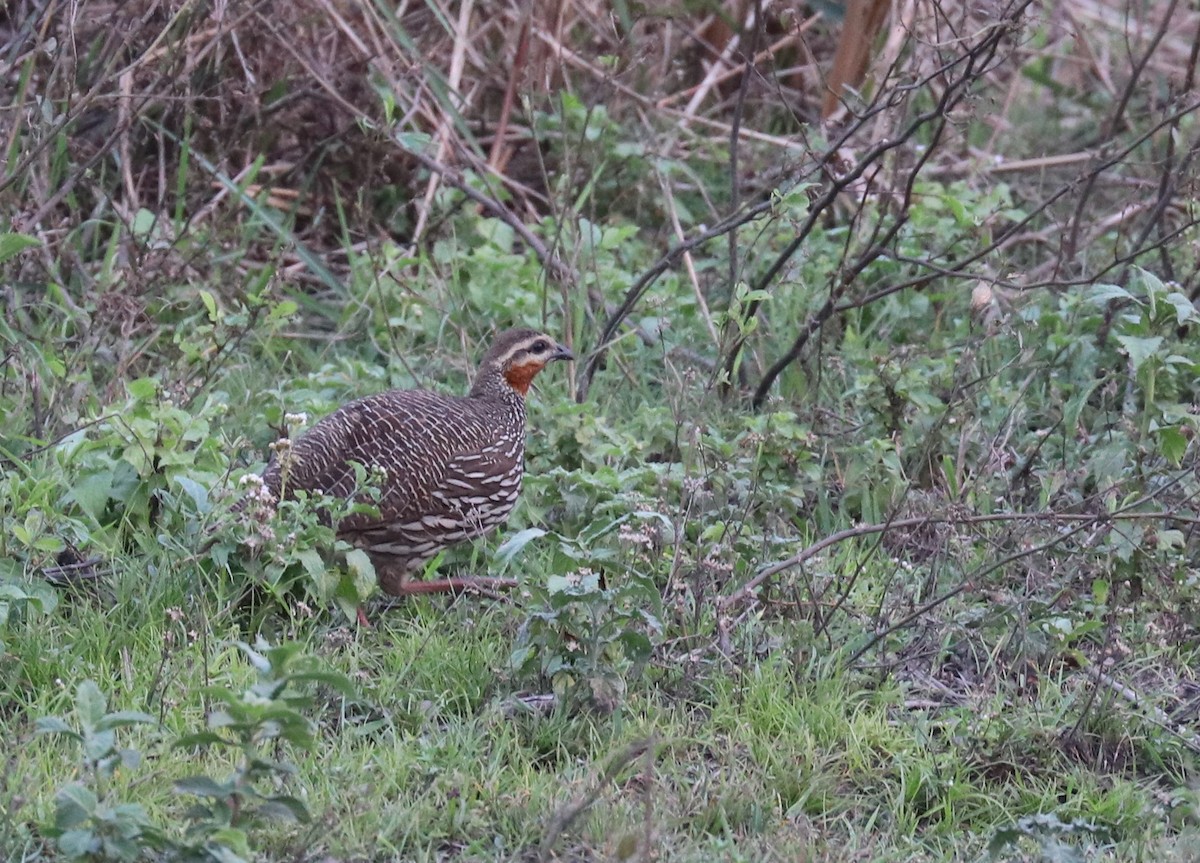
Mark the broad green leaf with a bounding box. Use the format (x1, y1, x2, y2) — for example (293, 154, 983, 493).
(33, 534, 65, 553)
(1157, 426, 1188, 466)
(74, 680, 106, 728)
(496, 527, 547, 566)
(1157, 529, 1186, 550)
(1164, 291, 1199, 325)
(57, 828, 100, 857)
(174, 476, 211, 513)
(173, 730, 228, 748)
(290, 669, 356, 696)
(10, 523, 31, 546)
(618, 629, 653, 662)
(343, 548, 376, 597)
(96, 710, 156, 730)
(127, 378, 158, 400)
(259, 794, 312, 822)
(54, 782, 98, 829)
(1088, 283, 1134, 305)
(268, 299, 298, 321)
(547, 571, 601, 594)
(296, 549, 326, 580)
(83, 728, 116, 761)
(207, 827, 253, 863)
(333, 578, 361, 623)
(132, 208, 157, 237)
(509, 644, 534, 671)
(175, 775, 231, 797)
(234, 639, 272, 674)
(35, 716, 79, 737)
(68, 471, 113, 520)
(1114, 334, 1162, 371)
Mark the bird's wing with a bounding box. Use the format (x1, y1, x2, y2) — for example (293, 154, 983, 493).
(338, 435, 526, 549)
(262, 391, 520, 540)
(262, 401, 379, 505)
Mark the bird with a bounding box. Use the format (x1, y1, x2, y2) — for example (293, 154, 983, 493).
(258, 327, 574, 604)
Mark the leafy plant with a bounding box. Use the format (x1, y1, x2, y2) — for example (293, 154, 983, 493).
(216, 432, 383, 622)
(35, 681, 160, 861)
(0, 573, 58, 654)
(509, 512, 667, 713)
(171, 639, 354, 861)
(35, 641, 354, 863)
(988, 811, 1111, 862)
(1090, 268, 1200, 463)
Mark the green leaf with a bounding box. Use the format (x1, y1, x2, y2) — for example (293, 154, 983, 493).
(207, 827, 253, 863)
(57, 828, 100, 858)
(343, 548, 376, 598)
(496, 527, 547, 567)
(259, 794, 312, 823)
(0, 232, 41, 264)
(618, 629, 653, 662)
(96, 710, 156, 731)
(1164, 291, 1199, 325)
(173, 730, 228, 748)
(174, 476, 211, 513)
(126, 378, 158, 400)
(74, 680, 107, 728)
(199, 289, 219, 322)
(54, 783, 98, 829)
(1157, 426, 1188, 466)
(296, 548, 326, 580)
(33, 534, 65, 553)
(83, 728, 116, 762)
(175, 775, 231, 797)
(268, 299, 298, 321)
(68, 471, 114, 520)
(234, 638, 276, 674)
(35, 716, 79, 737)
(509, 644, 535, 672)
(1114, 334, 1162, 371)
(132, 208, 157, 237)
(1157, 529, 1186, 550)
(289, 669, 356, 697)
(547, 571, 601, 594)
(1088, 283, 1135, 305)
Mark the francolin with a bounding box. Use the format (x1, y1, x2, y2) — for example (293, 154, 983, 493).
(260, 328, 573, 602)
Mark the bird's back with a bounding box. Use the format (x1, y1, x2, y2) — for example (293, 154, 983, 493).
(262, 385, 526, 544)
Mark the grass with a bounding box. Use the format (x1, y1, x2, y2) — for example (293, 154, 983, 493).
(1, 556, 1191, 860)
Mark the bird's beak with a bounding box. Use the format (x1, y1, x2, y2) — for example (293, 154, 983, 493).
(550, 342, 575, 362)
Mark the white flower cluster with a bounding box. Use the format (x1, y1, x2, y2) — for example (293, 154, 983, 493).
(238, 472, 277, 507)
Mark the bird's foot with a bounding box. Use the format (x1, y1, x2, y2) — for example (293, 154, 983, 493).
(396, 576, 518, 596)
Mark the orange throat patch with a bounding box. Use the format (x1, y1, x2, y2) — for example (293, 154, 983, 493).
(503, 361, 544, 396)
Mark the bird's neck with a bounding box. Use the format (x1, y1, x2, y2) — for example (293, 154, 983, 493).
(469, 369, 528, 409)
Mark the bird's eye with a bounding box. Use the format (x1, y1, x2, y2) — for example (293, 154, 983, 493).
(531, 340, 549, 353)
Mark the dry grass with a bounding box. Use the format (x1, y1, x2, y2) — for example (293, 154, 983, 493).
(4, 0, 1195, 284)
(0, 0, 1196, 434)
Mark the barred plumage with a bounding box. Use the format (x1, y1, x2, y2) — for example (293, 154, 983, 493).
(261, 328, 573, 596)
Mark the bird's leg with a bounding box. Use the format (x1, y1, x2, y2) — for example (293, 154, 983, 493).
(396, 576, 518, 595)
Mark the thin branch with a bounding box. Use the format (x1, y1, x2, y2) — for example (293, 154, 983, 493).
(719, 504, 1200, 614)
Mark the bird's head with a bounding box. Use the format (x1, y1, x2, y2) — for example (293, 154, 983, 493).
(475, 328, 574, 398)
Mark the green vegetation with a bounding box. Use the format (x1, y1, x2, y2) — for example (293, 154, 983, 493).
(4, 0, 1200, 860)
